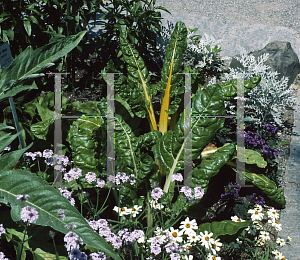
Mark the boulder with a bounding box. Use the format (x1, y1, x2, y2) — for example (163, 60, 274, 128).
(227, 41, 300, 88)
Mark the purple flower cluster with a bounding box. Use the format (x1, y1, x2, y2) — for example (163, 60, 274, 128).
(250, 193, 265, 205)
(221, 182, 241, 200)
(237, 130, 279, 158)
(263, 124, 279, 135)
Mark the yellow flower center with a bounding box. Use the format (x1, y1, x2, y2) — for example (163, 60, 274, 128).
(212, 243, 216, 248)
(186, 223, 190, 228)
(205, 236, 210, 241)
(121, 207, 126, 211)
(186, 245, 191, 250)
(132, 208, 136, 211)
(255, 211, 259, 214)
(154, 202, 158, 205)
(212, 257, 216, 260)
(172, 232, 177, 237)
(237, 218, 241, 222)
(275, 221, 279, 224)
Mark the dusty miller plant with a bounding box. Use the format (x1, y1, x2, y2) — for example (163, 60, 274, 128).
(218, 46, 297, 132)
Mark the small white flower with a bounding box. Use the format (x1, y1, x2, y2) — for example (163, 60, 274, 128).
(113, 206, 131, 217)
(183, 255, 193, 260)
(206, 253, 221, 260)
(199, 230, 214, 250)
(210, 237, 222, 255)
(231, 215, 246, 222)
(169, 227, 184, 243)
(179, 217, 198, 235)
(267, 219, 282, 231)
(259, 231, 270, 241)
(272, 250, 284, 259)
(186, 230, 201, 243)
(248, 208, 264, 221)
(267, 207, 279, 220)
(276, 237, 286, 247)
(149, 200, 164, 210)
(253, 220, 264, 230)
(128, 205, 142, 218)
(287, 236, 292, 242)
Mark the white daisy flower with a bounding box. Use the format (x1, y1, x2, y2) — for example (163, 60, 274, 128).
(254, 204, 263, 212)
(287, 236, 292, 242)
(253, 220, 264, 230)
(149, 200, 164, 210)
(129, 205, 142, 218)
(272, 250, 284, 259)
(267, 219, 282, 231)
(179, 217, 198, 235)
(186, 230, 201, 243)
(169, 227, 184, 243)
(267, 207, 279, 220)
(259, 231, 270, 241)
(248, 208, 264, 221)
(113, 206, 131, 217)
(231, 215, 246, 222)
(199, 230, 214, 250)
(276, 237, 286, 247)
(183, 255, 193, 260)
(210, 238, 223, 255)
(206, 253, 221, 260)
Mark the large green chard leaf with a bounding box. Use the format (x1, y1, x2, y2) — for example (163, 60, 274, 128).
(118, 20, 157, 131)
(0, 31, 86, 102)
(152, 83, 226, 193)
(244, 172, 286, 208)
(191, 142, 236, 193)
(0, 170, 122, 260)
(198, 219, 251, 239)
(158, 21, 187, 134)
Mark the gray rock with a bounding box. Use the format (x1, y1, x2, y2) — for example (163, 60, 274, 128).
(228, 41, 300, 88)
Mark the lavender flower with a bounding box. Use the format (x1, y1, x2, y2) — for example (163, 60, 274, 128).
(172, 173, 183, 182)
(64, 168, 83, 182)
(170, 253, 181, 260)
(151, 187, 164, 201)
(85, 172, 97, 183)
(0, 252, 9, 260)
(16, 194, 30, 201)
(0, 224, 5, 236)
(150, 243, 162, 255)
(95, 178, 106, 188)
(57, 209, 65, 221)
(90, 252, 107, 260)
(20, 206, 39, 223)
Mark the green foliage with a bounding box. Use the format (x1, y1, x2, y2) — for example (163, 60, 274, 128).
(198, 219, 251, 239)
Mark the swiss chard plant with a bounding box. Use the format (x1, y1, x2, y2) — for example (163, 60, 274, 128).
(0, 20, 287, 258)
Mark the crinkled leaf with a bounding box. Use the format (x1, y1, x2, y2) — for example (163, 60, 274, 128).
(245, 172, 286, 208)
(191, 143, 236, 193)
(152, 83, 226, 193)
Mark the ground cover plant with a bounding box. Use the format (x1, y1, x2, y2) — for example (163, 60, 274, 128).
(0, 1, 295, 259)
